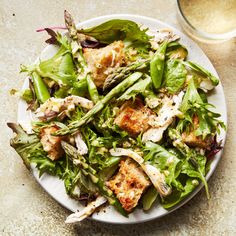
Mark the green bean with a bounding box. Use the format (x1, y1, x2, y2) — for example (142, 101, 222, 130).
(150, 41, 168, 90)
(31, 72, 50, 103)
(86, 74, 100, 103)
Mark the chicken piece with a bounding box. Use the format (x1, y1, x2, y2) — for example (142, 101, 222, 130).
(35, 96, 94, 122)
(40, 126, 63, 160)
(114, 99, 153, 137)
(182, 115, 212, 149)
(107, 158, 150, 212)
(65, 196, 107, 223)
(142, 92, 184, 143)
(83, 41, 127, 88)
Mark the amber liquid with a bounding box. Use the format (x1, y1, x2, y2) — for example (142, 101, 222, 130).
(179, 0, 236, 35)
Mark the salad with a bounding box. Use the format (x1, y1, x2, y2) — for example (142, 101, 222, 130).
(8, 11, 225, 223)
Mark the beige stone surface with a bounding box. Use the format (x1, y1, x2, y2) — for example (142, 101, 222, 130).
(0, 0, 235, 235)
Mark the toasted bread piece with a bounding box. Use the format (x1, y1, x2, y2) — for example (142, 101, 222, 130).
(114, 99, 153, 137)
(182, 115, 212, 149)
(107, 158, 150, 212)
(40, 126, 63, 160)
(83, 41, 126, 88)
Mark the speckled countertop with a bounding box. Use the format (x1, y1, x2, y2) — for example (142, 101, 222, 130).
(0, 0, 235, 235)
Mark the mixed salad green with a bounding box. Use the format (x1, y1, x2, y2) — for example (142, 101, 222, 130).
(8, 11, 225, 222)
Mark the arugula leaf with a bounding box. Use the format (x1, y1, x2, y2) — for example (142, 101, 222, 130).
(181, 154, 209, 198)
(180, 77, 202, 113)
(163, 59, 187, 94)
(178, 78, 225, 139)
(78, 19, 151, 49)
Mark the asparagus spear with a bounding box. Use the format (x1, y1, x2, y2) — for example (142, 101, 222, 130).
(61, 141, 127, 216)
(103, 59, 150, 91)
(31, 72, 50, 103)
(64, 10, 77, 39)
(150, 40, 168, 90)
(55, 72, 143, 136)
(168, 128, 191, 158)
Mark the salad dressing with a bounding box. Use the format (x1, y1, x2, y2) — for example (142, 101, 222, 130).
(179, 0, 236, 34)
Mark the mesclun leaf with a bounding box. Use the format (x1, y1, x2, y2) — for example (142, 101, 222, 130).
(168, 128, 210, 199)
(162, 178, 197, 208)
(10, 88, 34, 104)
(183, 61, 219, 87)
(78, 19, 151, 49)
(38, 46, 77, 86)
(7, 123, 61, 176)
(144, 142, 180, 186)
(178, 78, 225, 139)
(21, 34, 77, 87)
(180, 77, 202, 113)
(142, 186, 158, 211)
(166, 41, 188, 60)
(117, 76, 151, 101)
(163, 59, 187, 94)
(8, 123, 38, 169)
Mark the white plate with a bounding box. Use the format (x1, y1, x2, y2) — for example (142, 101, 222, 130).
(17, 14, 227, 224)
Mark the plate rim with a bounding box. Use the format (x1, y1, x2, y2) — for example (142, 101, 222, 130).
(17, 13, 227, 224)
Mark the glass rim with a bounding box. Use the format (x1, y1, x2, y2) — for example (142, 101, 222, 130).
(177, 0, 236, 40)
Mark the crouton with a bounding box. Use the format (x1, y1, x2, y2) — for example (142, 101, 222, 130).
(114, 99, 153, 137)
(107, 158, 150, 212)
(40, 126, 63, 160)
(182, 115, 212, 149)
(83, 41, 127, 88)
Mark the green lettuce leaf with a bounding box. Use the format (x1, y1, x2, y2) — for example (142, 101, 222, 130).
(144, 142, 180, 186)
(163, 59, 187, 94)
(183, 61, 219, 87)
(166, 41, 188, 60)
(78, 19, 151, 49)
(178, 78, 225, 139)
(162, 178, 197, 208)
(7, 123, 62, 176)
(117, 76, 151, 101)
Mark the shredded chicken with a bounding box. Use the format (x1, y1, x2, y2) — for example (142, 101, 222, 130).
(40, 126, 63, 160)
(83, 41, 127, 88)
(107, 158, 150, 212)
(142, 92, 184, 143)
(147, 28, 180, 50)
(35, 95, 93, 121)
(65, 196, 107, 223)
(74, 132, 88, 155)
